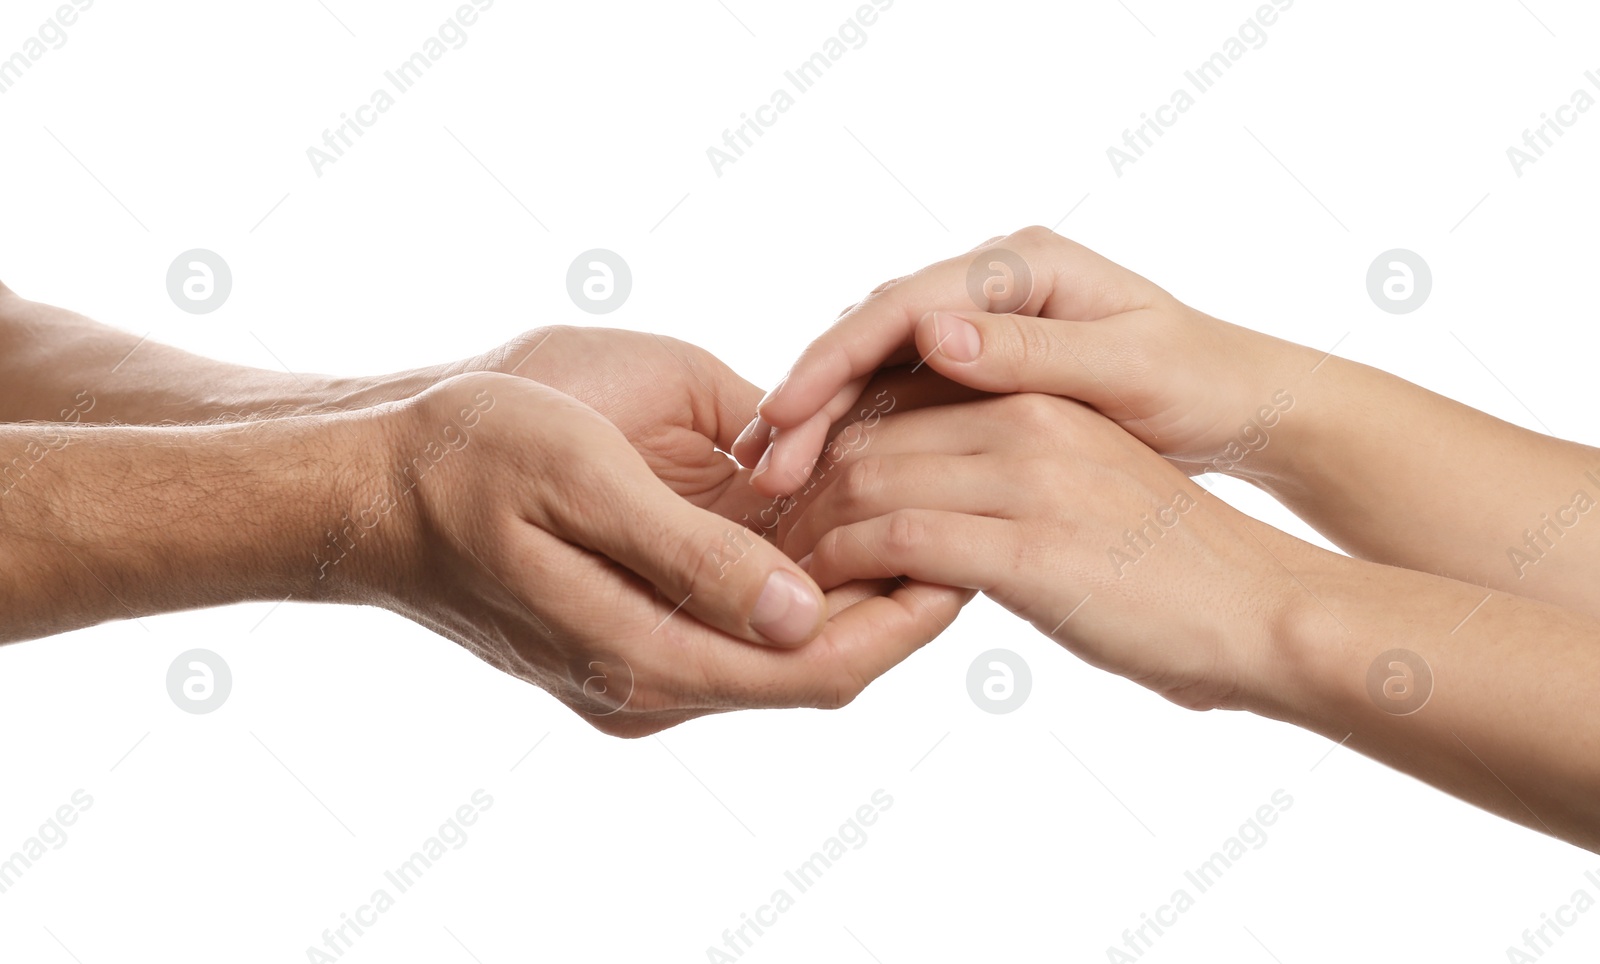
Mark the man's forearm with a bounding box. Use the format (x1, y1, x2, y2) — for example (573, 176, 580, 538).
(0, 285, 436, 424)
(1252, 529, 1600, 852)
(1237, 348, 1600, 616)
(0, 409, 395, 643)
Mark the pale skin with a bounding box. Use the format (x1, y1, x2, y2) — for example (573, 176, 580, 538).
(0, 282, 968, 737)
(750, 227, 1600, 852)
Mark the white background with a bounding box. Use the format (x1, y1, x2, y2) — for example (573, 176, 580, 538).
(1, 0, 1598, 961)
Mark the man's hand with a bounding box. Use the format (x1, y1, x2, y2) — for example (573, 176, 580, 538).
(354, 373, 968, 736)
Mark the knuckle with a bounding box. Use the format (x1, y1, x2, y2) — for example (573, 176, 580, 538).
(1011, 224, 1059, 247)
(1006, 317, 1058, 379)
(868, 275, 904, 297)
(884, 509, 928, 556)
(815, 669, 868, 710)
(813, 525, 847, 570)
(503, 324, 570, 365)
(839, 455, 884, 508)
(995, 392, 1060, 434)
(666, 525, 733, 604)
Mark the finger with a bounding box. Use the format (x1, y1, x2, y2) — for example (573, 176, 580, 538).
(781, 453, 1008, 560)
(759, 228, 1157, 431)
(749, 372, 871, 496)
(757, 256, 990, 430)
(650, 336, 766, 454)
(806, 510, 1015, 593)
(736, 342, 923, 474)
(731, 415, 773, 468)
(752, 357, 987, 497)
(759, 396, 1006, 509)
(750, 410, 829, 498)
(675, 579, 973, 711)
(557, 454, 828, 649)
(914, 309, 1142, 417)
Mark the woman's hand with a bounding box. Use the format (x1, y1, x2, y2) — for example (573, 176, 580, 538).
(740, 225, 1316, 495)
(776, 391, 1300, 712)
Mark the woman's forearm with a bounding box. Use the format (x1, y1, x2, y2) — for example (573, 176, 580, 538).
(1239, 347, 1600, 617)
(1251, 524, 1600, 852)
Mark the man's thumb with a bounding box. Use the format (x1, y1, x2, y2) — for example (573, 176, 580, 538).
(569, 474, 826, 648)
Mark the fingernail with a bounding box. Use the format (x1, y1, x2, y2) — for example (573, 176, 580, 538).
(935, 312, 981, 363)
(751, 569, 820, 645)
(735, 416, 768, 450)
(750, 443, 773, 482)
(757, 374, 789, 414)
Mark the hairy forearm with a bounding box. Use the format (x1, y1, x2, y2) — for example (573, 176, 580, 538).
(1251, 530, 1600, 852)
(1237, 348, 1600, 616)
(0, 286, 417, 424)
(0, 411, 390, 643)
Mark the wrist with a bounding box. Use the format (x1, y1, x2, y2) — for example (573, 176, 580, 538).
(1209, 516, 1348, 720)
(1202, 319, 1333, 487)
(312, 370, 450, 414)
(326, 374, 516, 613)
(1233, 529, 1370, 726)
(305, 398, 428, 610)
